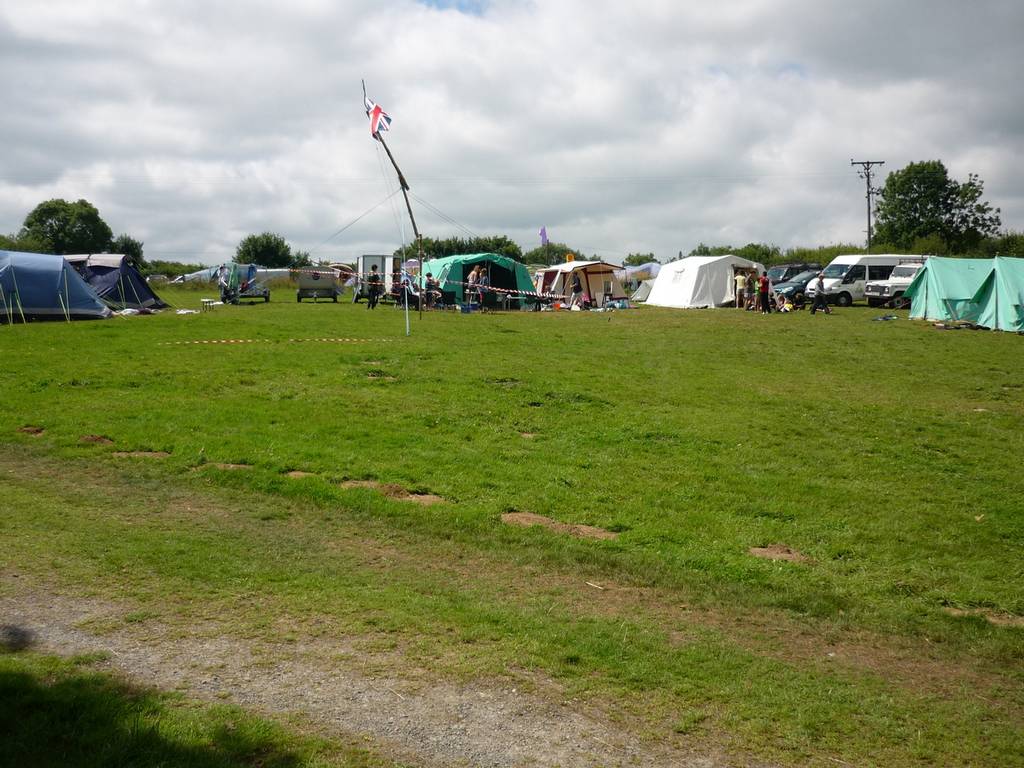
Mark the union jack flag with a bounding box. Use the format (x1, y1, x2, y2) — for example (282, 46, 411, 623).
(364, 96, 392, 137)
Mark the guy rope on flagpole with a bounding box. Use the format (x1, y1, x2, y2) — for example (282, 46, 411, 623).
(363, 80, 423, 330)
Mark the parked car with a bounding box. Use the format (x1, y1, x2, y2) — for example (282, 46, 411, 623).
(766, 263, 822, 284)
(805, 255, 914, 307)
(864, 261, 926, 308)
(772, 270, 819, 304)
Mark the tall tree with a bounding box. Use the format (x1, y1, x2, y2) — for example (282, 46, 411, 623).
(20, 198, 113, 254)
(235, 232, 293, 268)
(112, 233, 146, 271)
(874, 161, 1001, 253)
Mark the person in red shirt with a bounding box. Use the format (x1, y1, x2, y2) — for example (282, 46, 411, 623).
(758, 272, 772, 314)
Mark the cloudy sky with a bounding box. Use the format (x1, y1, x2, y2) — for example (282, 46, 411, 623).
(2, 0, 1022, 265)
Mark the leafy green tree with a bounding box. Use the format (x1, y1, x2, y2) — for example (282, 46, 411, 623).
(394, 235, 523, 263)
(623, 252, 656, 266)
(20, 198, 113, 254)
(782, 243, 868, 264)
(0, 232, 49, 253)
(522, 242, 581, 266)
(688, 242, 733, 257)
(977, 231, 1024, 258)
(874, 160, 1001, 254)
(235, 232, 292, 268)
(292, 249, 312, 268)
(111, 233, 147, 271)
(736, 242, 783, 265)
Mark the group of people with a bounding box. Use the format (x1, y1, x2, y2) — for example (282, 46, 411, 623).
(733, 270, 779, 313)
(733, 270, 832, 315)
(465, 264, 493, 310)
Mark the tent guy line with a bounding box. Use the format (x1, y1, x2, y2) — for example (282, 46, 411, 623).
(157, 338, 393, 346)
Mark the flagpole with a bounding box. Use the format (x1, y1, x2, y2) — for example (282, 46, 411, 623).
(364, 81, 424, 321)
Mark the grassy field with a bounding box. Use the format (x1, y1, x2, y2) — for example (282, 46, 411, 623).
(2, 286, 1023, 766)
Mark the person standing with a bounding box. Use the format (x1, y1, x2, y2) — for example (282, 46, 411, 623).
(478, 266, 490, 311)
(734, 270, 746, 309)
(758, 271, 772, 314)
(569, 270, 583, 308)
(467, 264, 480, 307)
(366, 264, 382, 310)
(810, 272, 831, 315)
(745, 271, 757, 311)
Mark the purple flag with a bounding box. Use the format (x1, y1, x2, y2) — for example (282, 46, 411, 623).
(539, 226, 548, 246)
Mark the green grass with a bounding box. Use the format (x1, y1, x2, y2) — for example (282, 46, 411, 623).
(0, 650, 403, 768)
(2, 287, 1023, 765)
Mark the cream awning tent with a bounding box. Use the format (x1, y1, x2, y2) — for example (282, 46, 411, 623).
(646, 255, 765, 309)
(536, 261, 627, 307)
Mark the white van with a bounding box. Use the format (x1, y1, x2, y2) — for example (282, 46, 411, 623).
(805, 254, 915, 307)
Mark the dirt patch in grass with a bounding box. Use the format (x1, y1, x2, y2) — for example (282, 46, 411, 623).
(111, 451, 170, 459)
(17, 426, 45, 436)
(520, 432, 536, 439)
(0, 583, 699, 768)
(80, 434, 114, 445)
(209, 463, 253, 471)
(285, 471, 317, 479)
(501, 512, 619, 541)
(943, 607, 1024, 627)
(338, 480, 443, 505)
(748, 544, 811, 563)
(365, 370, 397, 381)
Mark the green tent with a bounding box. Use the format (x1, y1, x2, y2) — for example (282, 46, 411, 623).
(904, 256, 1024, 332)
(904, 257, 994, 323)
(969, 257, 1024, 332)
(421, 253, 535, 307)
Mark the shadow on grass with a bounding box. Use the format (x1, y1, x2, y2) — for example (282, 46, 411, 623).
(0, 641, 306, 768)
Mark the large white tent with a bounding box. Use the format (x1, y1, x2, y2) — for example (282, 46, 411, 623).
(646, 255, 765, 309)
(535, 261, 627, 307)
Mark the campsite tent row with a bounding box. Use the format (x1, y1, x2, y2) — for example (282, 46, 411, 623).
(905, 256, 1024, 332)
(1, 250, 166, 322)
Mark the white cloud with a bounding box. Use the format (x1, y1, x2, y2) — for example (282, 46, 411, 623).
(1, 0, 1022, 264)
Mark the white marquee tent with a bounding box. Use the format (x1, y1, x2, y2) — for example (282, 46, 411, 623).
(646, 255, 765, 309)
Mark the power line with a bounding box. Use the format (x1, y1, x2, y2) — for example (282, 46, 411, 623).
(307, 188, 401, 255)
(851, 159, 885, 253)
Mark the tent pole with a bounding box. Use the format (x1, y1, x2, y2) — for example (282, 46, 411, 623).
(127, 269, 144, 308)
(10, 267, 26, 324)
(63, 268, 71, 321)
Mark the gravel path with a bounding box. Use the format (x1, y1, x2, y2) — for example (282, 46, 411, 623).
(2, 581, 725, 768)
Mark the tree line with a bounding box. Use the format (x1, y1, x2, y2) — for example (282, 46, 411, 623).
(3, 160, 1019, 275)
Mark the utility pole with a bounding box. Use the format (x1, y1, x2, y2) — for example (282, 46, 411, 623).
(851, 159, 884, 253)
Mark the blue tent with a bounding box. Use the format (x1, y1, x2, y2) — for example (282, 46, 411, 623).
(66, 254, 167, 310)
(0, 251, 112, 322)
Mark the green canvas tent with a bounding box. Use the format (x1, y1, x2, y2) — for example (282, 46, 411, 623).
(421, 253, 535, 307)
(904, 257, 994, 324)
(969, 257, 1024, 332)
